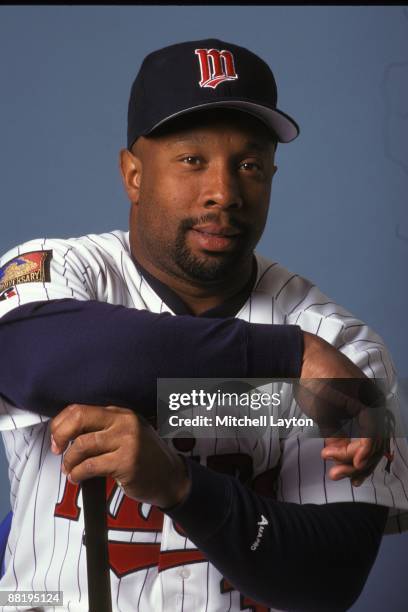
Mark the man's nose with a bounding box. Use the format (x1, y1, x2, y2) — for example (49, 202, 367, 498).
(203, 163, 243, 210)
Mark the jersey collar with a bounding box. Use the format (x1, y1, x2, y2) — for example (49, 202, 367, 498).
(132, 257, 258, 318)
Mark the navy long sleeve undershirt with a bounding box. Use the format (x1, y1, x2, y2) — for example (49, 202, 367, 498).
(0, 298, 303, 418)
(166, 459, 388, 611)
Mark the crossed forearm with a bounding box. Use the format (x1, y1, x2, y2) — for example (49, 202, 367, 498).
(0, 298, 302, 417)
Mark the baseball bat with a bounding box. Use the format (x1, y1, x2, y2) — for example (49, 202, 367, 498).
(82, 477, 112, 612)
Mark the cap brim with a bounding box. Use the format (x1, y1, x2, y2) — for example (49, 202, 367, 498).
(145, 100, 299, 143)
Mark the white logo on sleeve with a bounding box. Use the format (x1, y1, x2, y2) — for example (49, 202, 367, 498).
(251, 514, 269, 550)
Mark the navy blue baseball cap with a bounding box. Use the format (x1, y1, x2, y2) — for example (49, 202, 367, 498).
(127, 38, 300, 150)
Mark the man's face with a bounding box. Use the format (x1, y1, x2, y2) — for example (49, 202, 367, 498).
(122, 110, 277, 285)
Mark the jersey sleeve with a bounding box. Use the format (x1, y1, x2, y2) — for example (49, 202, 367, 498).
(0, 237, 97, 313)
(280, 284, 408, 534)
(0, 237, 97, 429)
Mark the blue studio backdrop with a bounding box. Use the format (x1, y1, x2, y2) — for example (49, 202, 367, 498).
(0, 6, 407, 611)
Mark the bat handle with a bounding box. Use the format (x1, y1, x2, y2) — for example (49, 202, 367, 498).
(82, 477, 112, 612)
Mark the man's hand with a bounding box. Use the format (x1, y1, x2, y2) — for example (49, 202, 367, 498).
(50, 404, 191, 509)
(321, 436, 384, 486)
(301, 331, 387, 486)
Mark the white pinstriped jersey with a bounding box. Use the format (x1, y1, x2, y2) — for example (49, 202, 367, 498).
(0, 229, 407, 612)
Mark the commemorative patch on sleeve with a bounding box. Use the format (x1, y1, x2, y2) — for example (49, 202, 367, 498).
(0, 250, 52, 292)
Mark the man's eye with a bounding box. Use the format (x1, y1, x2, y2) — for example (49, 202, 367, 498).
(240, 161, 262, 171)
(181, 156, 201, 165)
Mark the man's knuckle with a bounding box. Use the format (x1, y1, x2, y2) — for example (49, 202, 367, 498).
(71, 404, 84, 424)
(74, 435, 86, 451)
(85, 459, 95, 475)
(121, 413, 138, 434)
(93, 430, 104, 450)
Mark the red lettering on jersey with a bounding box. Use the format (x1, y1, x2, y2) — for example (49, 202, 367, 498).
(158, 548, 206, 572)
(54, 476, 207, 578)
(106, 478, 165, 577)
(109, 541, 161, 578)
(54, 479, 81, 521)
(106, 478, 164, 532)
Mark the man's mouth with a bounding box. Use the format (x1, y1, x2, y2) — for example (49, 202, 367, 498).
(192, 223, 241, 237)
(189, 224, 242, 252)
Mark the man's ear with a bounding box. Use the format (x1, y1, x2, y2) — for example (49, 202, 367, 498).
(119, 149, 142, 205)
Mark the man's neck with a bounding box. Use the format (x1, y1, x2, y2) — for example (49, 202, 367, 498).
(132, 256, 257, 316)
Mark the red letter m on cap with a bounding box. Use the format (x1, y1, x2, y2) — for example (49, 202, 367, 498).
(195, 49, 238, 89)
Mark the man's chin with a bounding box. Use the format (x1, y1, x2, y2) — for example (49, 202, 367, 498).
(175, 249, 243, 283)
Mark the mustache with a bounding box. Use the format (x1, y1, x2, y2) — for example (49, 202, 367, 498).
(180, 214, 248, 233)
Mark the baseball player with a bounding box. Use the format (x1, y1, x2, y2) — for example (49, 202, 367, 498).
(0, 39, 407, 612)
